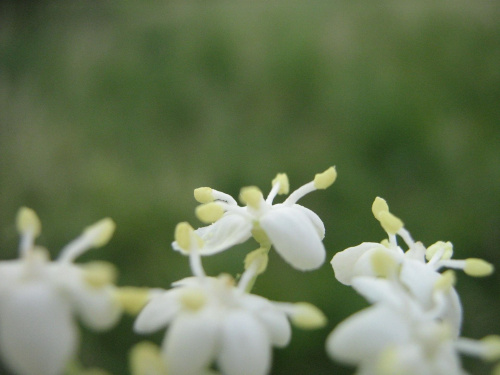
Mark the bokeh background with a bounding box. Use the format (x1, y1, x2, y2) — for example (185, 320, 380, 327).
(1, 1, 499, 374)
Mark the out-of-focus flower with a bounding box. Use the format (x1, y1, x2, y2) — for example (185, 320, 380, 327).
(135, 223, 326, 375)
(0, 208, 123, 375)
(172, 167, 336, 270)
(326, 302, 500, 375)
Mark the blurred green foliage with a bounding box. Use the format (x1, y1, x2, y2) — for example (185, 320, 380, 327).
(0, 1, 499, 374)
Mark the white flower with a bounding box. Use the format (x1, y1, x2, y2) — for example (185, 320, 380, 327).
(172, 167, 337, 271)
(0, 208, 122, 375)
(326, 302, 500, 375)
(330, 197, 495, 333)
(135, 224, 326, 375)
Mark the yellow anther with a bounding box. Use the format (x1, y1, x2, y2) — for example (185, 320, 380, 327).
(84, 218, 116, 248)
(426, 241, 454, 261)
(16, 207, 41, 237)
(291, 302, 327, 329)
(372, 197, 389, 220)
(218, 273, 236, 287)
(82, 261, 118, 288)
(129, 341, 168, 375)
(313, 166, 337, 190)
(115, 287, 151, 315)
(174, 222, 195, 251)
(464, 258, 494, 277)
(239, 186, 263, 209)
(371, 248, 398, 278)
(380, 239, 390, 248)
(271, 173, 290, 195)
(244, 248, 269, 275)
(195, 202, 225, 224)
(481, 335, 500, 361)
(194, 187, 214, 203)
(378, 211, 404, 235)
(180, 288, 206, 311)
(251, 224, 271, 248)
(434, 270, 456, 292)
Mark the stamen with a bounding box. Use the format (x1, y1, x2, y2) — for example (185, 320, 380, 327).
(313, 166, 337, 190)
(239, 186, 263, 209)
(272, 173, 290, 195)
(58, 218, 116, 263)
(434, 270, 456, 292)
(195, 202, 225, 223)
(455, 336, 500, 361)
(481, 335, 500, 361)
(16, 207, 41, 237)
(129, 341, 168, 375)
(115, 287, 151, 315)
(372, 197, 389, 220)
(82, 261, 118, 288)
(378, 211, 404, 235)
(464, 258, 494, 277)
(174, 222, 194, 252)
(239, 248, 269, 292)
(289, 302, 327, 329)
(426, 241, 453, 262)
(194, 187, 214, 203)
(16, 207, 41, 257)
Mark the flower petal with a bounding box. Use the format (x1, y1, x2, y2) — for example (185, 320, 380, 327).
(240, 294, 291, 347)
(70, 285, 122, 331)
(293, 204, 325, 239)
(218, 310, 271, 375)
(163, 310, 219, 375)
(326, 304, 410, 365)
(0, 283, 78, 375)
(330, 242, 383, 285)
(134, 289, 182, 334)
(351, 277, 404, 308)
(260, 206, 325, 270)
(173, 214, 252, 255)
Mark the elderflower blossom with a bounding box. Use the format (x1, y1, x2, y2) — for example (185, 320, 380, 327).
(330, 197, 494, 333)
(172, 167, 336, 271)
(326, 302, 500, 375)
(134, 223, 326, 375)
(0, 208, 123, 375)
(327, 197, 498, 374)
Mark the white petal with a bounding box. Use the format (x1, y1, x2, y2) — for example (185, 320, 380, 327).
(0, 283, 78, 375)
(400, 259, 438, 309)
(351, 277, 403, 308)
(293, 204, 325, 239)
(330, 242, 383, 285)
(240, 294, 291, 347)
(134, 289, 182, 334)
(70, 285, 122, 331)
(260, 206, 325, 270)
(163, 309, 219, 375)
(218, 310, 271, 375)
(173, 214, 252, 255)
(326, 304, 410, 365)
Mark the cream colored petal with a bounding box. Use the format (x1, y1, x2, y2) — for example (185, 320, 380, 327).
(0, 283, 78, 375)
(134, 289, 182, 334)
(330, 243, 383, 285)
(218, 311, 271, 375)
(326, 304, 410, 366)
(163, 310, 220, 375)
(260, 206, 325, 271)
(293, 204, 325, 239)
(240, 294, 291, 348)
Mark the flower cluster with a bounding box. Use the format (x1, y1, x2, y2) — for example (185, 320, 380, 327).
(327, 197, 500, 375)
(0, 208, 123, 375)
(134, 167, 336, 375)
(1, 167, 497, 375)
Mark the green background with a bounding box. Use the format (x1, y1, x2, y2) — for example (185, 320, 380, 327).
(0, 1, 499, 374)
